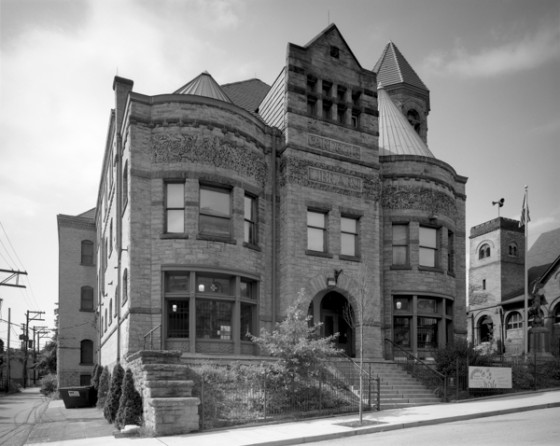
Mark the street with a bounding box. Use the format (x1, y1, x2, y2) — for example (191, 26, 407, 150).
(0, 388, 50, 446)
(301, 407, 560, 445)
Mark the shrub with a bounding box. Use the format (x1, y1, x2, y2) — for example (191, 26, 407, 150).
(96, 366, 111, 409)
(115, 368, 143, 429)
(91, 364, 103, 390)
(104, 363, 125, 423)
(40, 373, 58, 396)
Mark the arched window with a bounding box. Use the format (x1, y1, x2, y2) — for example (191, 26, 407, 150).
(479, 243, 491, 259)
(506, 311, 523, 330)
(122, 161, 129, 208)
(109, 299, 113, 325)
(80, 286, 94, 311)
(478, 315, 493, 343)
(80, 339, 94, 364)
(407, 109, 421, 134)
(554, 305, 560, 324)
(81, 240, 94, 265)
(509, 243, 518, 257)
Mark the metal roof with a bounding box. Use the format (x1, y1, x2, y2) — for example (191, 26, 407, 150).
(373, 42, 428, 91)
(221, 79, 270, 113)
(174, 72, 232, 103)
(377, 85, 434, 157)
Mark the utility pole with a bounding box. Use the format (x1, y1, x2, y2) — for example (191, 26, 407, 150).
(22, 311, 44, 388)
(33, 326, 49, 384)
(0, 268, 27, 288)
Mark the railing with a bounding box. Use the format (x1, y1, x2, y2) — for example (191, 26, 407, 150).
(331, 354, 381, 411)
(385, 338, 448, 401)
(143, 324, 162, 350)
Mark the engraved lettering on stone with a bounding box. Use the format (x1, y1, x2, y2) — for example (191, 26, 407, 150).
(308, 167, 363, 192)
(308, 134, 361, 160)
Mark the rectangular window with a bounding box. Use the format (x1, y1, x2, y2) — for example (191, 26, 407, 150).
(307, 210, 327, 252)
(196, 300, 233, 340)
(448, 230, 455, 273)
(417, 317, 438, 349)
(394, 317, 411, 347)
(417, 297, 438, 314)
(166, 182, 185, 233)
(165, 272, 189, 293)
(392, 224, 409, 265)
(196, 275, 231, 295)
(240, 303, 255, 340)
(419, 226, 438, 267)
(167, 299, 189, 338)
(240, 279, 257, 300)
(199, 186, 231, 237)
(341, 216, 358, 257)
(244, 194, 257, 245)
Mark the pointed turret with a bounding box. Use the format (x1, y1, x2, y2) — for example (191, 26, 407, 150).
(174, 71, 232, 103)
(374, 42, 428, 91)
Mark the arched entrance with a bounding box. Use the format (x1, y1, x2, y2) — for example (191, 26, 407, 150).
(478, 315, 493, 343)
(309, 291, 354, 357)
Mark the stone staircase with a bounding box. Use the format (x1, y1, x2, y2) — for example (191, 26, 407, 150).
(330, 360, 442, 410)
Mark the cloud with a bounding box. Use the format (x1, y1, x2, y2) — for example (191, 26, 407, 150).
(423, 24, 560, 78)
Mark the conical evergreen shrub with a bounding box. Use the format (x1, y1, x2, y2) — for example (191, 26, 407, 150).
(104, 363, 124, 423)
(90, 364, 99, 387)
(96, 366, 111, 409)
(91, 363, 104, 390)
(115, 368, 143, 429)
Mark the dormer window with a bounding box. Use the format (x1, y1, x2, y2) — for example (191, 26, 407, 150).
(330, 46, 340, 59)
(479, 243, 491, 259)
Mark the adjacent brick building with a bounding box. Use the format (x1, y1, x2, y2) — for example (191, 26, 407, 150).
(58, 24, 468, 383)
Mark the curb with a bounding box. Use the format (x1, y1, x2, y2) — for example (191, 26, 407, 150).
(243, 402, 560, 446)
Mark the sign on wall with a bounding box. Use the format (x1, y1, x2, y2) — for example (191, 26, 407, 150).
(468, 366, 512, 389)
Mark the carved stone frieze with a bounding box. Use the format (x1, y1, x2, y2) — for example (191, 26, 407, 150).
(279, 156, 380, 199)
(382, 184, 456, 218)
(151, 133, 267, 185)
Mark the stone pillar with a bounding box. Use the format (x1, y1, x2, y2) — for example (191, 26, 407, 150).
(529, 327, 553, 359)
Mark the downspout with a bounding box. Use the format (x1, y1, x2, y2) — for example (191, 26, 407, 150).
(271, 130, 278, 326)
(116, 131, 122, 363)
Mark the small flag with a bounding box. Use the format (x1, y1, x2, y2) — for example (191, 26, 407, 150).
(519, 190, 530, 227)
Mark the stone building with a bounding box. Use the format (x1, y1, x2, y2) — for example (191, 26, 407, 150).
(467, 220, 560, 356)
(58, 24, 468, 384)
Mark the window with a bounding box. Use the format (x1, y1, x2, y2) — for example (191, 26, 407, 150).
(407, 109, 421, 134)
(196, 300, 233, 340)
(122, 268, 128, 304)
(109, 299, 113, 325)
(244, 194, 257, 245)
(80, 340, 94, 364)
(509, 243, 518, 257)
(419, 226, 438, 267)
(307, 96, 317, 115)
(482, 279, 486, 290)
(109, 220, 113, 254)
(80, 286, 94, 311)
(104, 309, 108, 332)
(122, 161, 128, 208)
(81, 240, 94, 265)
(448, 231, 455, 273)
(392, 224, 408, 265)
(417, 298, 438, 314)
(307, 210, 327, 252)
(114, 290, 118, 318)
(322, 100, 332, 120)
(506, 312, 523, 330)
(330, 45, 340, 58)
(165, 182, 185, 233)
(322, 80, 332, 97)
(167, 300, 189, 338)
(341, 216, 359, 257)
(394, 317, 411, 347)
(417, 317, 438, 348)
(479, 243, 491, 259)
(240, 303, 255, 340)
(199, 186, 231, 237)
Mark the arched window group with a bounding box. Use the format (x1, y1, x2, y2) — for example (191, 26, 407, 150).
(479, 243, 491, 259)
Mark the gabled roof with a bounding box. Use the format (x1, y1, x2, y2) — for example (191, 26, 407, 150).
(174, 72, 232, 103)
(303, 23, 363, 70)
(373, 42, 428, 91)
(377, 84, 434, 157)
(221, 79, 270, 113)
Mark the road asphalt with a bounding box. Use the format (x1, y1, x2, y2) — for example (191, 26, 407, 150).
(2, 387, 560, 446)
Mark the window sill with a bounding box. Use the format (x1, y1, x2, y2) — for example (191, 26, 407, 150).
(339, 254, 361, 262)
(447, 271, 456, 278)
(243, 242, 262, 252)
(305, 250, 333, 259)
(197, 234, 236, 245)
(79, 309, 95, 313)
(390, 265, 411, 270)
(418, 266, 444, 274)
(80, 262, 96, 267)
(160, 233, 189, 240)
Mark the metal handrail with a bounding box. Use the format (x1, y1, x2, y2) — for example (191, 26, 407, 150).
(143, 324, 162, 350)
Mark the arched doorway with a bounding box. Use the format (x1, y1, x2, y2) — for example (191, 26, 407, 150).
(309, 291, 354, 357)
(478, 315, 493, 343)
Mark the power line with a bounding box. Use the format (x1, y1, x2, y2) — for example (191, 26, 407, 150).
(0, 220, 26, 270)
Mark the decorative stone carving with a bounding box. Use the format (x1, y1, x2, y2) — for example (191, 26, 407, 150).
(279, 156, 380, 199)
(382, 184, 456, 218)
(307, 134, 361, 160)
(152, 133, 268, 185)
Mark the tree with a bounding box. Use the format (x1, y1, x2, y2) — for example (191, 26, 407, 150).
(251, 289, 341, 382)
(36, 340, 57, 377)
(91, 363, 103, 390)
(342, 261, 376, 424)
(115, 368, 143, 429)
(96, 366, 111, 409)
(104, 363, 125, 423)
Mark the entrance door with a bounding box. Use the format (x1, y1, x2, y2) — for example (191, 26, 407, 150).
(321, 292, 354, 356)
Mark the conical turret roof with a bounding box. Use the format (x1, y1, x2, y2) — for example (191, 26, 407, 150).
(373, 42, 428, 91)
(174, 71, 232, 103)
(377, 84, 434, 158)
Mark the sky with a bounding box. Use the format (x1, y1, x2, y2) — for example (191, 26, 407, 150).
(1, 0, 559, 347)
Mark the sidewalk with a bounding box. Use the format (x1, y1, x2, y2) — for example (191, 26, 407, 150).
(31, 389, 560, 446)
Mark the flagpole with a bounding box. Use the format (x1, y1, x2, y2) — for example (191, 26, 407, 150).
(523, 185, 529, 357)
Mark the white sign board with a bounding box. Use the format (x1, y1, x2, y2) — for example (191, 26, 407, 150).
(468, 366, 512, 389)
(68, 390, 80, 397)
